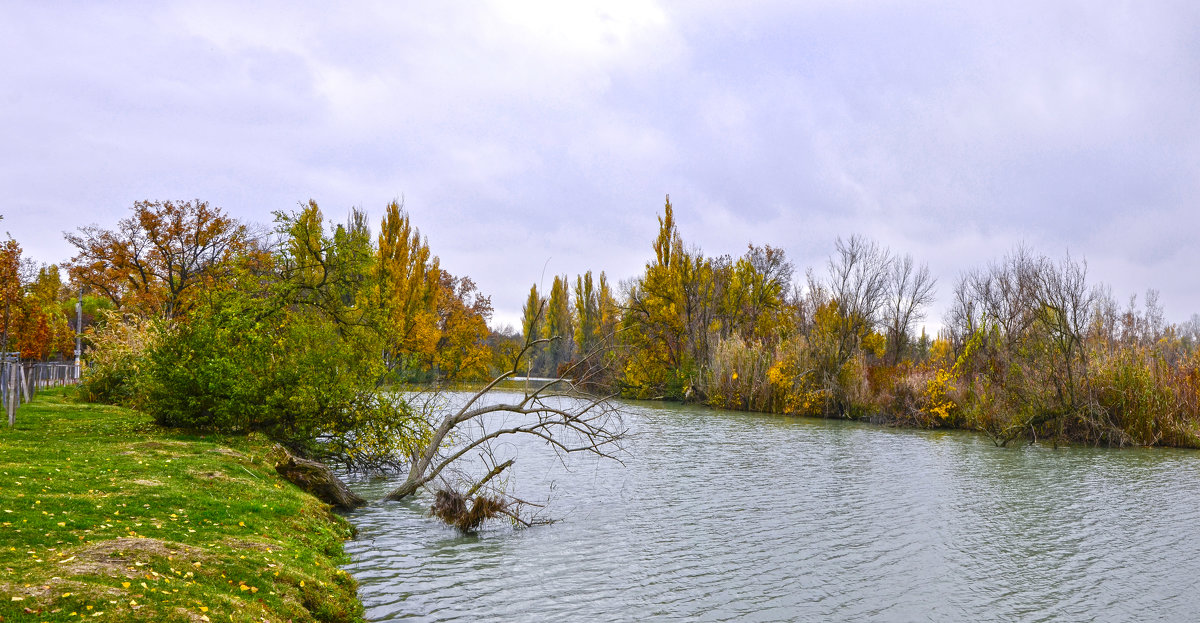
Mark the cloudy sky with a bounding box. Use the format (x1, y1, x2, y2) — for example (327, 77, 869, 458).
(4, 1, 1199, 330)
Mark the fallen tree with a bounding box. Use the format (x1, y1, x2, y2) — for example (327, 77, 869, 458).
(383, 337, 626, 529)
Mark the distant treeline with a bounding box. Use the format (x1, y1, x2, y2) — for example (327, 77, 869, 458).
(522, 196, 1200, 448)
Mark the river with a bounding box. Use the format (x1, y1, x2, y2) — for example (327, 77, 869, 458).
(342, 395, 1200, 622)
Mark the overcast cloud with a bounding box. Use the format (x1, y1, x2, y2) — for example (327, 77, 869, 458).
(4, 1, 1199, 330)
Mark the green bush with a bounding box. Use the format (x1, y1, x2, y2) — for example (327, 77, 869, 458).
(134, 293, 429, 467)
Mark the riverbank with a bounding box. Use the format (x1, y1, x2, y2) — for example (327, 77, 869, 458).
(0, 389, 363, 623)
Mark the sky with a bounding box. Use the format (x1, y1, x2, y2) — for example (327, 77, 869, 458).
(4, 1, 1200, 331)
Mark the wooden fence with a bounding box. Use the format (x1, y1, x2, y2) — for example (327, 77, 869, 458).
(3, 358, 79, 426)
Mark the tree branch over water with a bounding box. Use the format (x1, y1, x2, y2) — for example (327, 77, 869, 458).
(383, 335, 628, 529)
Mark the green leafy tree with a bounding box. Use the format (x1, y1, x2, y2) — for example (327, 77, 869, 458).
(542, 275, 574, 375)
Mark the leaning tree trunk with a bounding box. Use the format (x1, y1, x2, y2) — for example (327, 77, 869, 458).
(383, 337, 625, 503)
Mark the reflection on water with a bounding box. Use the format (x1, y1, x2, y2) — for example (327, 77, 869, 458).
(342, 398, 1200, 622)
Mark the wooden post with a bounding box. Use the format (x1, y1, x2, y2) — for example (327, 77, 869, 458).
(19, 364, 29, 404)
(6, 363, 14, 426)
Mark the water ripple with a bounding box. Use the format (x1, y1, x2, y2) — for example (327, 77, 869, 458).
(342, 398, 1200, 622)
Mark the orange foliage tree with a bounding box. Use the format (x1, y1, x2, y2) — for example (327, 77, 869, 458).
(65, 200, 250, 320)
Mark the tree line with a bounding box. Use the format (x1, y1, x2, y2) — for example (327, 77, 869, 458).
(0, 200, 507, 470)
(520, 196, 1200, 448)
(5, 195, 1200, 454)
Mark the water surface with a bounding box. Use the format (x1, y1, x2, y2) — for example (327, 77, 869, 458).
(343, 397, 1200, 621)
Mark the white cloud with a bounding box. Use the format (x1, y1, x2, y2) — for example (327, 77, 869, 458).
(4, 1, 1200, 326)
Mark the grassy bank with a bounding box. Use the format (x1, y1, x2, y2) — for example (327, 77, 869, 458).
(0, 389, 363, 623)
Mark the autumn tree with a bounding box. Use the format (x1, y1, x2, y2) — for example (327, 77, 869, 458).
(375, 200, 440, 375)
(725, 244, 793, 341)
(574, 271, 600, 355)
(432, 271, 493, 381)
(65, 200, 250, 320)
(520, 284, 545, 374)
(14, 266, 75, 360)
(623, 197, 692, 397)
(0, 238, 22, 356)
(597, 272, 620, 341)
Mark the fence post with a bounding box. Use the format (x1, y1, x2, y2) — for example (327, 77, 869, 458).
(6, 362, 14, 427)
(19, 364, 29, 404)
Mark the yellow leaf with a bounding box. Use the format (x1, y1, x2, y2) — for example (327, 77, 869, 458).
(121, 582, 130, 589)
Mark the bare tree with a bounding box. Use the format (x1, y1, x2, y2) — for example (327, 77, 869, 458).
(383, 338, 627, 529)
(1033, 252, 1096, 415)
(882, 254, 936, 365)
(806, 235, 893, 415)
(823, 235, 892, 367)
(945, 245, 1042, 361)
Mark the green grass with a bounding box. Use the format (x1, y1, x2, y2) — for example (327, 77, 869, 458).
(0, 388, 363, 623)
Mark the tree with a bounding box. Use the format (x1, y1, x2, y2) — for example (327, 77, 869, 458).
(14, 265, 75, 360)
(622, 195, 703, 398)
(0, 238, 22, 356)
(574, 271, 600, 356)
(383, 338, 627, 527)
(432, 271, 493, 381)
(596, 272, 619, 343)
(139, 202, 430, 469)
(375, 200, 440, 375)
(882, 254, 936, 365)
(542, 275, 574, 375)
(823, 236, 892, 388)
(520, 284, 545, 374)
(1031, 252, 1096, 419)
(65, 200, 250, 320)
(726, 244, 793, 341)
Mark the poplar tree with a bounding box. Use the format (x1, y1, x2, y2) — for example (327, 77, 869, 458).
(375, 200, 440, 374)
(543, 275, 574, 375)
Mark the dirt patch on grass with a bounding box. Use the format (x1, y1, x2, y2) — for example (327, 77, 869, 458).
(131, 479, 163, 487)
(120, 440, 191, 457)
(188, 468, 231, 480)
(64, 537, 206, 577)
(207, 447, 247, 460)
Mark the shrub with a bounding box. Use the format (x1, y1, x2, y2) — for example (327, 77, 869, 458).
(76, 312, 158, 406)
